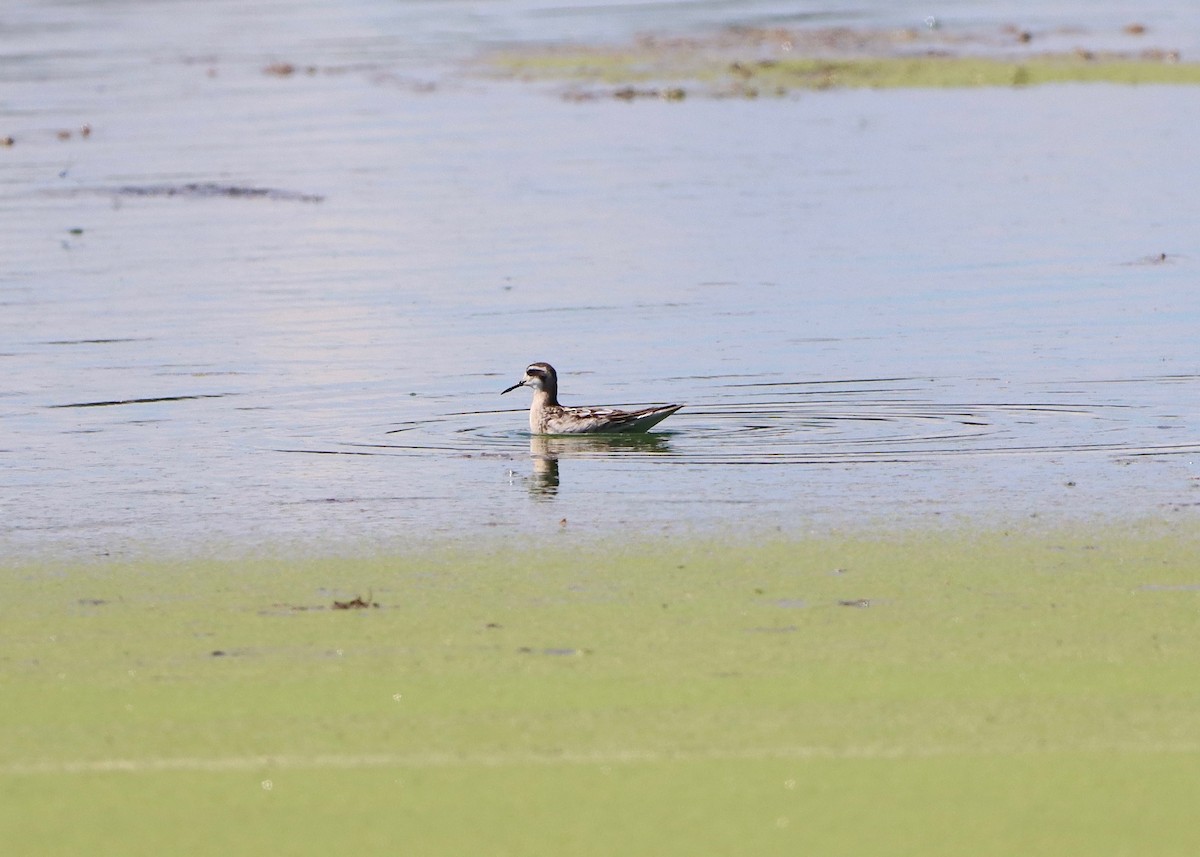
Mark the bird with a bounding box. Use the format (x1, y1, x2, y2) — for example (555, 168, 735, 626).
(501, 362, 682, 435)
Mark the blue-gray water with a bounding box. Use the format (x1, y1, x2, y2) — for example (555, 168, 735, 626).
(3, 1, 1198, 559)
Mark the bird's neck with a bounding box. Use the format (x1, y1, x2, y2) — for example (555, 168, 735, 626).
(528, 387, 559, 434)
(533, 385, 559, 408)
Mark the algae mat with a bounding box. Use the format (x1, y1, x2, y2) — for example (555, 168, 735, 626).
(3, 530, 1200, 854)
(493, 51, 1200, 93)
(485, 23, 1200, 97)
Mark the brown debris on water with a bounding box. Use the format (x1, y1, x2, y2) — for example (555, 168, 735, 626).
(332, 594, 379, 610)
(1122, 252, 1176, 266)
(263, 61, 319, 77)
(570, 86, 681, 102)
(574, 86, 687, 102)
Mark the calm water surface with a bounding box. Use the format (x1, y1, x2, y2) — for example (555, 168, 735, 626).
(3, 1, 1198, 558)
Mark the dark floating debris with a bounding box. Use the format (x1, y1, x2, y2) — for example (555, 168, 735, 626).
(565, 86, 686, 102)
(332, 594, 379, 610)
(43, 337, 152, 345)
(264, 596, 381, 612)
(263, 62, 316, 77)
(47, 393, 227, 409)
(838, 598, 872, 608)
(1121, 252, 1176, 266)
(108, 182, 324, 203)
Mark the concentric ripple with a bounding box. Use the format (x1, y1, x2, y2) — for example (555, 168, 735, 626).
(318, 376, 1199, 468)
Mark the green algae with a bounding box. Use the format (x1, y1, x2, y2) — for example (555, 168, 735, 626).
(3, 528, 1200, 853)
(488, 41, 1200, 94)
(744, 55, 1200, 89)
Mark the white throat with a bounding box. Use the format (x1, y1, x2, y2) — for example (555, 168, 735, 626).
(528, 387, 555, 433)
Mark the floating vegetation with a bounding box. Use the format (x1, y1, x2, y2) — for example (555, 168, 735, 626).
(484, 23, 1200, 96)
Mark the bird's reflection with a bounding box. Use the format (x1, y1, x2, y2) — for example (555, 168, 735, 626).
(526, 433, 675, 498)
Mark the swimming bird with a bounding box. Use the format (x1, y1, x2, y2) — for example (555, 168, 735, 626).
(501, 362, 682, 434)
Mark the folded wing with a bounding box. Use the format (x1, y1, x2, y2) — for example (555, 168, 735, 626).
(543, 404, 683, 434)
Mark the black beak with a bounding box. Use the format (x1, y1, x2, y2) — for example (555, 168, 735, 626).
(501, 380, 525, 395)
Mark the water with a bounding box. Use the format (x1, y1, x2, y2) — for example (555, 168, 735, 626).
(3, 1, 1198, 559)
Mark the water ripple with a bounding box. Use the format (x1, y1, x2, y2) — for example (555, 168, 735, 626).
(296, 377, 1197, 468)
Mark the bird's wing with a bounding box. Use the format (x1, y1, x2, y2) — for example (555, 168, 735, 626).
(545, 405, 682, 434)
